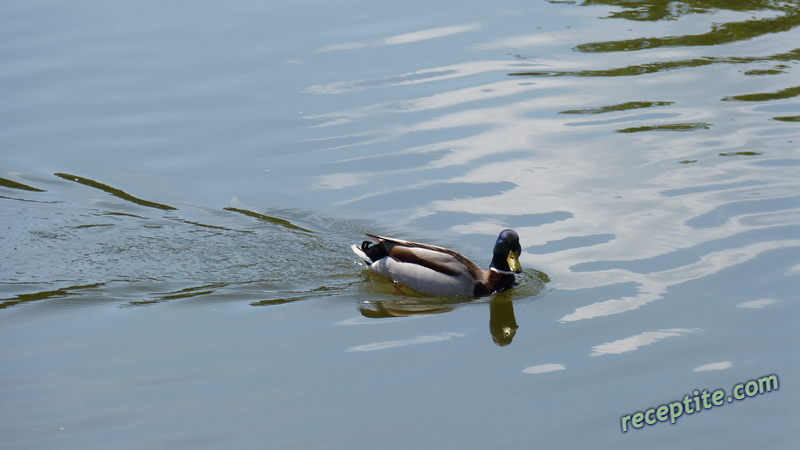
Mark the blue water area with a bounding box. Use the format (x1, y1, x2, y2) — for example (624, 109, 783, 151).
(2, 0, 799, 448)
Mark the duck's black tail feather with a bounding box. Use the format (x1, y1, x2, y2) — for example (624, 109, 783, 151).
(360, 240, 388, 263)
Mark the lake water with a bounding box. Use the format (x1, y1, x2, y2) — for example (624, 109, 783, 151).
(2, 0, 799, 448)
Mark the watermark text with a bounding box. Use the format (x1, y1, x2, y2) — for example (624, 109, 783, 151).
(621, 374, 779, 432)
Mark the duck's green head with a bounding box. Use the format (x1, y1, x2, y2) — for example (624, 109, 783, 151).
(491, 229, 522, 273)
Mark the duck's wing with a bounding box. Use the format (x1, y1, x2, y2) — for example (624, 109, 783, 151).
(366, 234, 485, 280)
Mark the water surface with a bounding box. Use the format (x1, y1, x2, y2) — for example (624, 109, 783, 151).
(2, 0, 799, 448)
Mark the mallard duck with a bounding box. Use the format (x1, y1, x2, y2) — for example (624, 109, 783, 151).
(351, 229, 522, 297)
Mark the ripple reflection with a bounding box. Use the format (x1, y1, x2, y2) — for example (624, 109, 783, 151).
(298, 0, 800, 333)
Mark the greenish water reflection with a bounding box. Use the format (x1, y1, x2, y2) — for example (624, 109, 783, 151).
(0, 176, 45, 192)
(509, 49, 799, 78)
(513, 1, 800, 81)
(576, 9, 800, 51)
(223, 207, 314, 233)
(580, 0, 798, 22)
(559, 101, 674, 115)
(722, 84, 800, 101)
(617, 122, 711, 133)
(0, 283, 104, 309)
(54, 173, 177, 211)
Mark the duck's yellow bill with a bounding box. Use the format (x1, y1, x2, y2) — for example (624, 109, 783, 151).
(507, 251, 522, 273)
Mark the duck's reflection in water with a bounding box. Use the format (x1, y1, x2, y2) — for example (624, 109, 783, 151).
(488, 298, 518, 346)
(358, 296, 519, 346)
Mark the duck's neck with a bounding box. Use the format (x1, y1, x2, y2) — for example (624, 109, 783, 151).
(489, 253, 511, 273)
